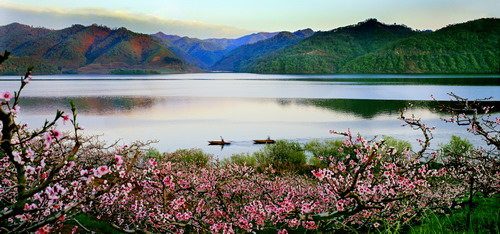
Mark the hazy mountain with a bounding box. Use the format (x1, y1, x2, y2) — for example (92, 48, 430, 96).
(152, 32, 227, 68)
(0, 23, 194, 74)
(152, 31, 279, 68)
(204, 32, 279, 51)
(340, 18, 500, 73)
(212, 29, 314, 71)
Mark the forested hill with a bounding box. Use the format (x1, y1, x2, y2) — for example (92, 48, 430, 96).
(243, 18, 500, 74)
(0, 23, 194, 74)
(341, 18, 500, 73)
(245, 19, 421, 74)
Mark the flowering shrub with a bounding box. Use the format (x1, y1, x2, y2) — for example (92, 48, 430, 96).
(88, 129, 447, 233)
(425, 95, 500, 224)
(0, 53, 152, 233)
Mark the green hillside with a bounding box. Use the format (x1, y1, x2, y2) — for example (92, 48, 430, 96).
(0, 56, 58, 75)
(247, 19, 420, 74)
(341, 18, 500, 73)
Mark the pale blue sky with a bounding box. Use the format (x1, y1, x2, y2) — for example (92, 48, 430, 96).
(0, 0, 499, 38)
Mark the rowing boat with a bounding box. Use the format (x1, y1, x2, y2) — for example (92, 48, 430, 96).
(253, 139, 276, 144)
(208, 140, 231, 145)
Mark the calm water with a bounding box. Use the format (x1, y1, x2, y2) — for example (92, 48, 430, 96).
(1, 73, 499, 158)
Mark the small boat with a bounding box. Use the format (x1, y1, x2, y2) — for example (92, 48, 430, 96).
(253, 139, 276, 144)
(208, 136, 230, 145)
(253, 137, 276, 144)
(208, 140, 231, 145)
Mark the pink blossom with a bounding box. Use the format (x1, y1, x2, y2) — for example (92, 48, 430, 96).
(1, 91, 12, 101)
(13, 151, 23, 164)
(16, 214, 28, 221)
(336, 200, 345, 211)
(25, 166, 35, 174)
(114, 155, 123, 166)
(10, 105, 20, 114)
(303, 221, 317, 230)
(337, 162, 346, 172)
(36, 225, 51, 234)
(51, 130, 62, 140)
(278, 229, 288, 234)
(26, 148, 35, 161)
(301, 203, 313, 214)
(43, 133, 53, 144)
(288, 219, 299, 228)
(95, 166, 109, 178)
(172, 197, 186, 210)
(149, 158, 157, 167)
(175, 211, 192, 221)
(373, 222, 380, 228)
(312, 169, 325, 180)
(62, 114, 70, 125)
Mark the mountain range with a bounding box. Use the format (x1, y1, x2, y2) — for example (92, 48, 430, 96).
(0, 18, 498, 75)
(151, 31, 279, 69)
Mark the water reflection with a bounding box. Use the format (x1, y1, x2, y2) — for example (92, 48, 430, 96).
(20, 97, 498, 120)
(16, 96, 498, 158)
(19, 97, 156, 115)
(5, 74, 497, 158)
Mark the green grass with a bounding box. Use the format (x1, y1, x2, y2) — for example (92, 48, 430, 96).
(65, 213, 124, 233)
(409, 195, 500, 234)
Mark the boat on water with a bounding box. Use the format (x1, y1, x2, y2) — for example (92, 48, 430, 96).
(208, 140, 231, 145)
(253, 139, 276, 144)
(253, 137, 276, 144)
(208, 136, 230, 145)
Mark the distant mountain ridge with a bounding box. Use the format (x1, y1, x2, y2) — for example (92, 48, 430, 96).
(1, 18, 498, 75)
(151, 31, 280, 68)
(212, 29, 314, 71)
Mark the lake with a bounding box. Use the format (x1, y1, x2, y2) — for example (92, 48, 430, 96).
(1, 73, 499, 158)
